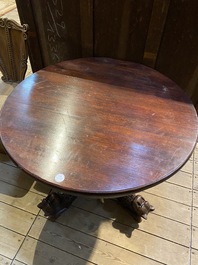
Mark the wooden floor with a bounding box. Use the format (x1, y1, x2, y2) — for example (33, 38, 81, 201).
(0, 3, 198, 265)
(0, 146, 198, 265)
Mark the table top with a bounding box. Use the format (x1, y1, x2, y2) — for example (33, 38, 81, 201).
(0, 57, 198, 197)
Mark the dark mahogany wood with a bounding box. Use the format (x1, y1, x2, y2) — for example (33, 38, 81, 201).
(0, 58, 198, 197)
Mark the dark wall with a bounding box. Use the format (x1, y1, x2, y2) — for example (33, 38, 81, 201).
(16, 0, 198, 109)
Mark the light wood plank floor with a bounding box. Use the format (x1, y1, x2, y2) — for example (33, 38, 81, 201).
(0, 4, 198, 265)
(0, 146, 197, 265)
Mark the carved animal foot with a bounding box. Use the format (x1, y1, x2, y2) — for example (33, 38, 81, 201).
(37, 191, 77, 221)
(117, 194, 155, 223)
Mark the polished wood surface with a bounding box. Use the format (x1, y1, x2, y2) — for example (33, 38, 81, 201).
(0, 57, 197, 197)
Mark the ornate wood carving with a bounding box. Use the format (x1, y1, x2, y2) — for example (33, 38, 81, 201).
(37, 191, 77, 221)
(0, 18, 28, 82)
(117, 195, 155, 223)
(37, 191, 155, 223)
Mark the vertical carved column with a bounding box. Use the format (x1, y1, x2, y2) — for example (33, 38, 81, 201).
(0, 18, 28, 82)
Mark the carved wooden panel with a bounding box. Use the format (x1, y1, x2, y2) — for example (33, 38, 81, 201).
(16, 0, 93, 68)
(0, 18, 28, 82)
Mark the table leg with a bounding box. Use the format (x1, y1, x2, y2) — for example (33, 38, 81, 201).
(117, 194, 155, 223)
(38, 192, 154, 223)
(37, 191, 77, 221)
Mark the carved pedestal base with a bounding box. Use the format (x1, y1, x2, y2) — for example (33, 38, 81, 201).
(38, 192, 154, 223)
(117, 194, 155, 223)
(37, 191, 77, 221)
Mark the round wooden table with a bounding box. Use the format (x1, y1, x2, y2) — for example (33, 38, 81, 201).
(1, 57, 197, 221)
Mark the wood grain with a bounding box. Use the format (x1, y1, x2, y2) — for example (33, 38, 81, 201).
(94, 0, 153, 61)
(15, 0, 198, 108)
(143, 0, 170, 67)
(156, 0, 198, 103)
(0, 57, 197, 197)
(0, 147, 197, 264)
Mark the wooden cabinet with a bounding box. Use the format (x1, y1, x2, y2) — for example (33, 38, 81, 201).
(15, 0, 198, 109)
